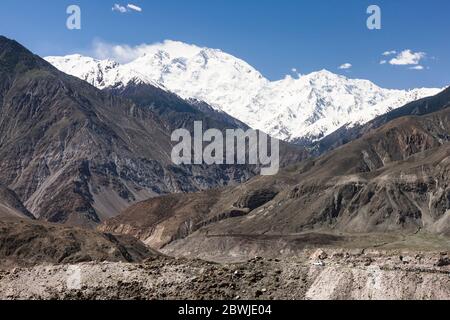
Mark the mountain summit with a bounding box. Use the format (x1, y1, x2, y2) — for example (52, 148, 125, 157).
(47, 40, 441, 144)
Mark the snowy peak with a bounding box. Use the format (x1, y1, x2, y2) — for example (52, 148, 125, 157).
(46, 54, 163, 90)
(121, 41, 267, 111)
(46, 41, 442, 143)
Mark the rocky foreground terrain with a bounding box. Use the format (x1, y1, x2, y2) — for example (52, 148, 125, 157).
(0, 249, 448, 300)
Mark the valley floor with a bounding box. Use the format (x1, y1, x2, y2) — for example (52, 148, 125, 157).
(160, 231, 450, 264)
(0, 249, 448, 300)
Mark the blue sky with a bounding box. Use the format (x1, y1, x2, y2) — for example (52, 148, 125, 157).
(0, 0, 449, 89)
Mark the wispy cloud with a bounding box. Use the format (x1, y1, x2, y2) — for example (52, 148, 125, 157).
(389, 49, 426, 66)
(92, 40, 169, 63)
(91, 39, 204, 63)
(93, 40, 144, 62)
(338, 63, 352, 70)
(112, 3, 143, 13)
(112, 4, 128, 13)
(127, 4, 142, 12)
(379, 49, 428, 70)
(382, 50, 397, 56)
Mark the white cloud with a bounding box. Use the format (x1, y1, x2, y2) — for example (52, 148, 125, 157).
(127, 4, 142, 12)
(91, 40, 203, 63)
(382, 50, 397, 56)
(112, 4, 127, 13)
(92, 40, 148, 63)
(338, 63, 352, 70)
(389, 49, 426, 66)
(290, 68, 302, 78)
(112, 3, 142, 13)
(379, 60, 387, 65)
(409, 65, 424, 70)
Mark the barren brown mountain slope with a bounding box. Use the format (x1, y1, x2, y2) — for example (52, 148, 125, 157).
(100, 96, 450, 257)
(0, 186, 34, 219)
(0, 217, 158, 269)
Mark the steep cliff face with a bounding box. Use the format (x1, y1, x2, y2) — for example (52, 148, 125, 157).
(0, 37, 173, 225)
(0, 36, 305, 226)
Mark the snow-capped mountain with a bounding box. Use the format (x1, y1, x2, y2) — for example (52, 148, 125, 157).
(47, 54, 164, 90)
(46, 41, 441, 143)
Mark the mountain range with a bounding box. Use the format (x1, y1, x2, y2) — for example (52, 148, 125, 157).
(101, 87, 450, 259)
(0, 36, 304, 227)
(0, 35, 449, 268)
(47, 40, 442, 144)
